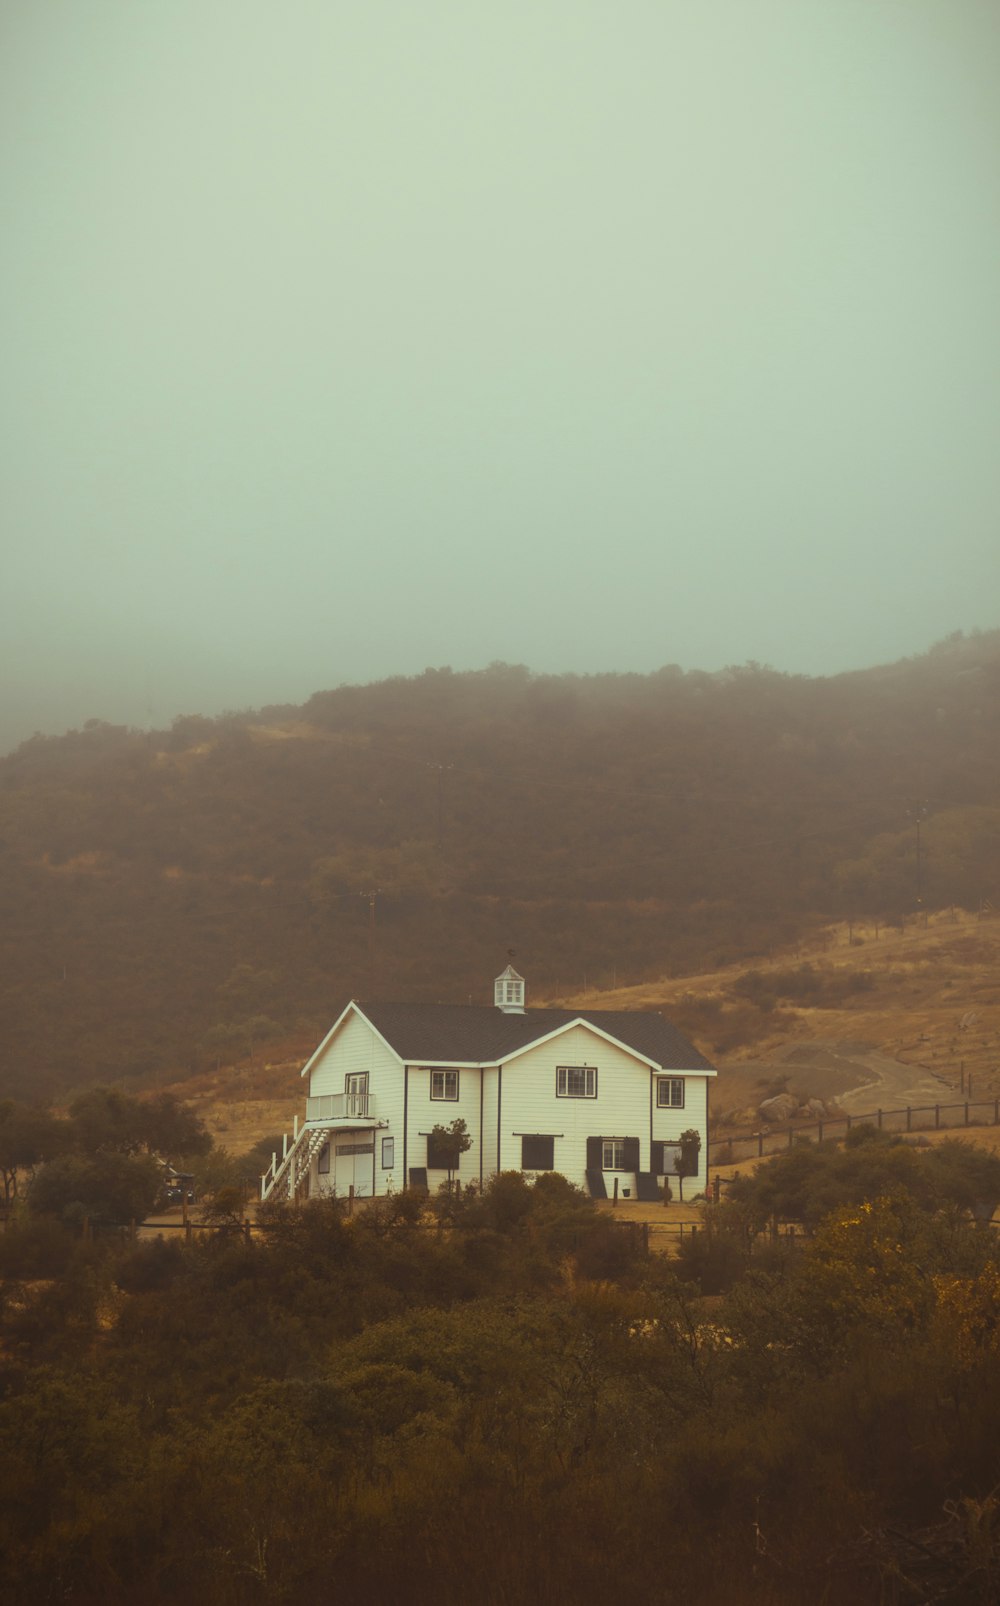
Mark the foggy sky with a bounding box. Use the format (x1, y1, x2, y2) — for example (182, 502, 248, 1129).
(2, 1, 999, 753)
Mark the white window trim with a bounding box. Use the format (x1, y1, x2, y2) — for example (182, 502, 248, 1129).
(602, 1138, 626, 1171)
(556, 1065, 597, 1099)
(657, 1077, 685, 1109)
(430, 1068, 459, 1101)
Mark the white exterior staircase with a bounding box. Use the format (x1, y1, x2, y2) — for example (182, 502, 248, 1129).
(259, 1092, 384, 1202)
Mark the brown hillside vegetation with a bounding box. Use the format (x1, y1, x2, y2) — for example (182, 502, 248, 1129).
(1, 630, 998, 1099)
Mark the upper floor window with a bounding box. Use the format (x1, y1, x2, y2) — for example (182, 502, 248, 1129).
(557, 1065, 596, 1098)
(657, 1077, 685, 1109)
(431, 1069, 459, 1101)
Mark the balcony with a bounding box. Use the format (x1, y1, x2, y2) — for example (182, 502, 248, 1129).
(306, 1092, 377, 1124)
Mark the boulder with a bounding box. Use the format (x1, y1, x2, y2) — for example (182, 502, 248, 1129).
(758, 1093, 798, 1124)
(801, 1098, 828, 1119)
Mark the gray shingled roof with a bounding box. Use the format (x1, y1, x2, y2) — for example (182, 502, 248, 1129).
(357, 1001, 713, 1071)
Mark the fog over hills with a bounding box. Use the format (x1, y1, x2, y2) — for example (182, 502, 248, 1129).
(4, 6, 999, 757)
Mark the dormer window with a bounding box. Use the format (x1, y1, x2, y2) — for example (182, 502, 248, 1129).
(494, 962, 525, 1013)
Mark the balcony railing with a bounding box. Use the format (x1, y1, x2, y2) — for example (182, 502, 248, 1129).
(306, 1092, 375, 1123)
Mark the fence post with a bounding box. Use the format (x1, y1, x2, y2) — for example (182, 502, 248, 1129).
(935, 1105, 940, 1130)
(877, 1108, 883, 1130)
(818, 1120, 824, 1143)
(846, 1113, 852, 1132)
(995, 1098, 999, 1126)
(758, 1133, 764, 1158)
(349, 1184, 355, 1217)
(243, 1217, 252, 1245)
(613, 1176, 619, 1206)
(907, 1106, 911, 1132)
(965, 1102, 970, 1127)
(129, 1219, 136, 1242)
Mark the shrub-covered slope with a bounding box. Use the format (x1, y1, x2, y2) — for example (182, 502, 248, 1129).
(1, 631, 998, 1096)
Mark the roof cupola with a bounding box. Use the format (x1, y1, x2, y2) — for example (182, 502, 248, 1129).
(494, 961, 525, 1013)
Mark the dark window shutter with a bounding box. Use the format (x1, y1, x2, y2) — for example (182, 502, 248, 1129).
(586, 1136, 603, 1171)
(651, 1140, 665, 1175)
(623, 1137, 640, 1173)
(522, 1135, 554, 1170)
(427, 1134, 450, 1169)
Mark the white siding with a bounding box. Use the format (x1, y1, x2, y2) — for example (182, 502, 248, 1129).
(497, 1024, 711, 1193)
(497, 1025, 640, 1188)
(308, 1009, 398, 1096)
(374, 1047, 405, 1198)
(481, 1066, 500, 1186)
(652, 1073, 710, 1196)
(306, 1010, 404, 1197)
(406, 1065, 482, 1187)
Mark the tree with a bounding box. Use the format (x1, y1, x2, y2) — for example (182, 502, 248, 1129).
(28, 1151, 161, 1226)
(213, 965, 284, 1064)
(428, 1118, 472, 1185)
(141, 1093, 212, 1160)
(67, 1086, 210, 1162)
(68, 1087, 147, 1155)
(675, 1128, 702, 1202)
(0, 1102, 67, 1209)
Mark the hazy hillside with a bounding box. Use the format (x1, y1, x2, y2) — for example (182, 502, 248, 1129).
(1, 631, 998, 1099)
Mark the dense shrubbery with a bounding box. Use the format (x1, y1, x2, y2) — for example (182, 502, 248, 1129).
(4, 1148, 1000, 1602)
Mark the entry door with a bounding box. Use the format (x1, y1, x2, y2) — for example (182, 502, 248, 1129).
(335, 1142, 373, 1197)
(344, 1073, 368, 1118)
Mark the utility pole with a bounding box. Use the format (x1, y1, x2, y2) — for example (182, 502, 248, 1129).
(908, 802, 929, 924)
(359, 889, 380, 996)
(427, 762, 453, 850)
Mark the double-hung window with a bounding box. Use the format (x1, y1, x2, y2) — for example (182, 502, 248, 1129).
(602, 1138, 626, 1171)
(657, 1077, 685, 1109)
(556, 1065, 596, 1099)
(431, 1069, 459, 1101)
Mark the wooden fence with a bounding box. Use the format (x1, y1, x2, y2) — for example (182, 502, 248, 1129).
(710, 1098, 1000, 1167)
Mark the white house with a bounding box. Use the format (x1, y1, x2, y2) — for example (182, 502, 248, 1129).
(261, 965, 715, 1204)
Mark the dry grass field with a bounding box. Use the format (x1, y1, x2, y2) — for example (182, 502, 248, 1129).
(553, 907, 1000, 1114)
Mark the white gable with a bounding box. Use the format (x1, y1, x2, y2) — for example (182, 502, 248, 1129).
(298, 1001, 402, 1081)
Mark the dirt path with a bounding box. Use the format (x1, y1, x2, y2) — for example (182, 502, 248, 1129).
(723, 1038, 957, 1118)
(799, 1040, 956, 1114)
